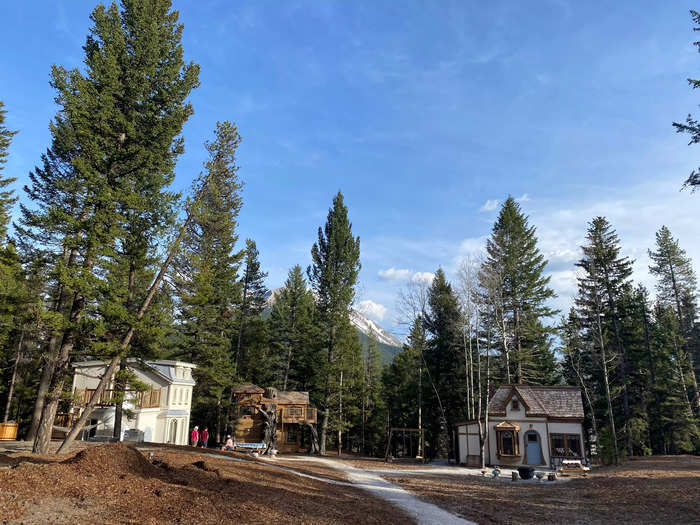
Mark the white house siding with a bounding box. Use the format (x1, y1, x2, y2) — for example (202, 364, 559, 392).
(70, 360, 195, 445)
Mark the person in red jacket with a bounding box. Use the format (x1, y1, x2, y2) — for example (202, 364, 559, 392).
(201, 427, 209, 448)
(190, 426, 199, 447)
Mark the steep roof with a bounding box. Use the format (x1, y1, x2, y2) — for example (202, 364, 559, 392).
(232, 384, 265, 394)
(489, 385, 584, 419)
(276, 391, 310, 404)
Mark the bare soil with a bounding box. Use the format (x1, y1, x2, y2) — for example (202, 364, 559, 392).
(0, 443, 412, 525)
(385, 455, 700, 524)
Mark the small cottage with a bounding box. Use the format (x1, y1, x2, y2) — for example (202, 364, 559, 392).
(455, 384, 586, 469)
(62, 359, 197, 445)
(232, 384, 317, 453)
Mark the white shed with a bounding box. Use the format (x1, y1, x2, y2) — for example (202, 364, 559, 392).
(455, 384, 586, 469)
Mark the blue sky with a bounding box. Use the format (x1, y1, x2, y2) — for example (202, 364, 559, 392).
(1, 1, 698, 339)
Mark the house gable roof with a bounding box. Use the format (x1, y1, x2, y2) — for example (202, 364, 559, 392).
(489, 385, 584, 419)
(232, 384, 265, 394)
(276, 391, 309, 404)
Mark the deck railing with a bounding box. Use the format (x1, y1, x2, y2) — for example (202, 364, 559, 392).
(73, 388, 161, 408)
(279, 406, 317, 424)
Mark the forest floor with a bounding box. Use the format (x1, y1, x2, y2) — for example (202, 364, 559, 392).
(382, 455, 700, 524)
(0, 443, 412, 524)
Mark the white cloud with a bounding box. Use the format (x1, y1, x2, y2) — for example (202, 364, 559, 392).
(516, 193, 530, 202)
(411, 272, 435, 285)
(479, 199, 499, 212)
(378, 267, 413, 281)
(357, 300, 387, 322)
(378, 267, 436, 285)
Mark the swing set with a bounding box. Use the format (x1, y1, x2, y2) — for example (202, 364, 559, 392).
(384, 427, 425, 463)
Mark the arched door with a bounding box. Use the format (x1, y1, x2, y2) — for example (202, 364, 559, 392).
(169, 419, 178, 444)
(524, 431, 542, 465)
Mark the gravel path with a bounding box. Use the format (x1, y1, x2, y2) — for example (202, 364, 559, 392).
(274, 456, 476, 525)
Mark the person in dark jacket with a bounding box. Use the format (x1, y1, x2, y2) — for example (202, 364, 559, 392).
(201, 427, 209, 448)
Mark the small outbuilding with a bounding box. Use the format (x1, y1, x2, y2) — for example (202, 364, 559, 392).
(455, 384, 586, 469)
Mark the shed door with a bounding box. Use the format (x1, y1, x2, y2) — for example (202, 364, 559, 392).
(525, 431, 542, 465)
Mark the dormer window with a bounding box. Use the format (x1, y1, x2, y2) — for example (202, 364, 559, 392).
(512, 399, 520, 410)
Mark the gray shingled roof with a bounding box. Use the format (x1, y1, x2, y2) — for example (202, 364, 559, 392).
(489, 385, 584, 419)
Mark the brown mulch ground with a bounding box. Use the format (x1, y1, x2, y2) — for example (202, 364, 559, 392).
(385, 455, 700, 525)
(0, 443, 412, 525)
(345, 458, 435, 471)
(271, 457, 350, 482)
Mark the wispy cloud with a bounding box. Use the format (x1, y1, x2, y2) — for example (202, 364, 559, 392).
(479, 199, 499, 212)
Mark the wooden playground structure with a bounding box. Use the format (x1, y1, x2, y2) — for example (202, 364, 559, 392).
(384, 427, 425, 462)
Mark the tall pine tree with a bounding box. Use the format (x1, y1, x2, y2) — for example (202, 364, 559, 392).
(20, 0, 199, 453)
(482, 196, 557, 384)
(307, 191, 361, 454)
(174, 122, 243, 443)
(649, 225, 699, 415)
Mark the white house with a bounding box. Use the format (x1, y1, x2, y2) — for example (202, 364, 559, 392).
(456, 384, 586, 469)
(70, 359, 196, 445)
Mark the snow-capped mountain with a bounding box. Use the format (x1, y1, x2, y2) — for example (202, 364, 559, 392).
(348, 309, 402, 347)
(264, 287, 403, 361)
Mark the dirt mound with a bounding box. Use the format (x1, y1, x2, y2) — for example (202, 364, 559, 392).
(65, 442, 155, 477)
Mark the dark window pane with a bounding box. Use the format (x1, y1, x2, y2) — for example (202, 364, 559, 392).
(502, 431, 514, 455)
(567, 434, 581, 456)
(551, 434, 565, 456)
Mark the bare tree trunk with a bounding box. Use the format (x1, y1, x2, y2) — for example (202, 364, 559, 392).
(112, 358, 127, 440)
(500, 312, 511, 384)
(595, 303, 618, 466)
(26, 357, 53, 442)
(480, 317, 491, 470)
(319, 325, 335, 455)
(514, 308, 523, 384)
(34, 293, 85, 454)
(463, 330, 471, 420)
(337, 370, 343, 456)
(3, 328, 25, 423)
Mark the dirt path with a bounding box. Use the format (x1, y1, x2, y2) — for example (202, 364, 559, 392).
(272, 456, 476, 525)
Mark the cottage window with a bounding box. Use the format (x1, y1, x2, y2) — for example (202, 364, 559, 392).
(500, 431, 515, 455)
(495, 422, 520, 457)
(286, 426, 298, 443)
(511, 399, 520, 410)
(550, 433, 582, 458)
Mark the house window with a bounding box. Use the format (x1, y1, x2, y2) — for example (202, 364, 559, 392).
(239, 405, 255, 417)
(500, 430, 515, 455)
(287, 407, 303, 418)
(550, 434, 582, 458)
(512, 399, 520, 410)
(495, 422, 520, 457)
(287, 426, 298, 443)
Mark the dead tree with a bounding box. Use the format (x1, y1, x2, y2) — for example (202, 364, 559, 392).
(258, 404, 278, 455)
(305, 423, 320, 455)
